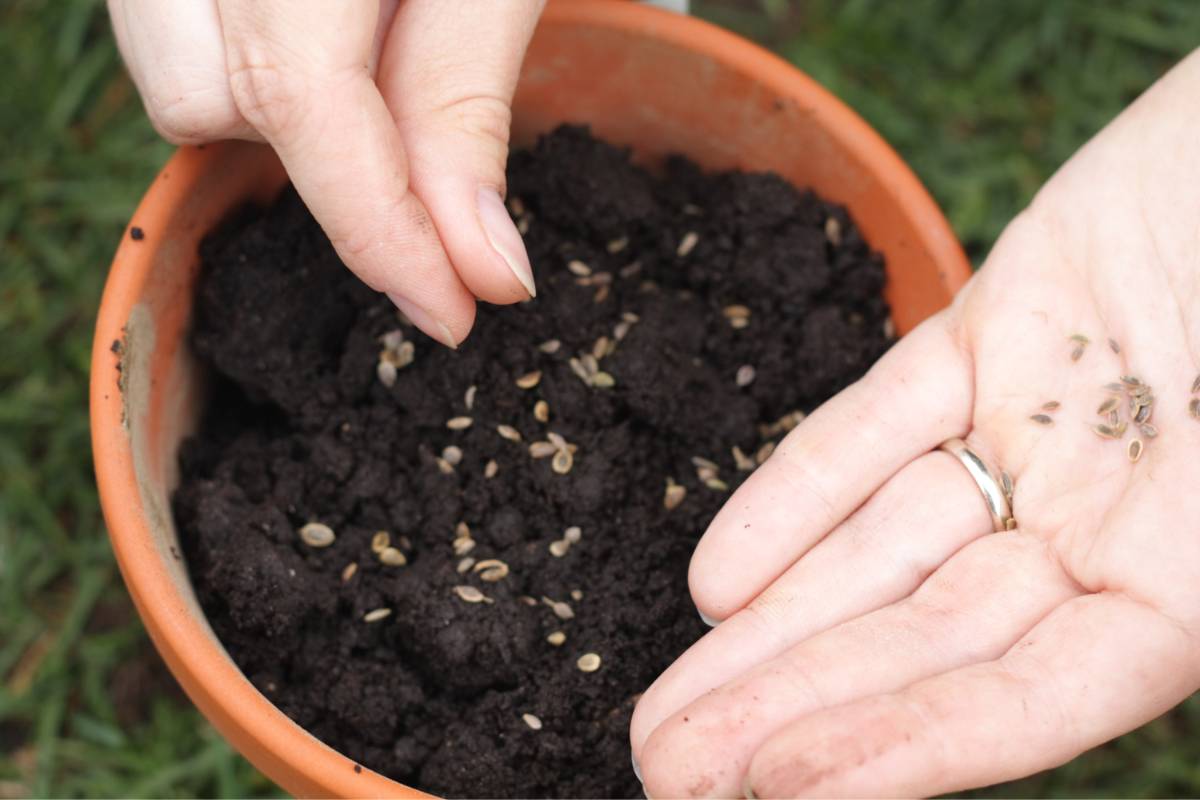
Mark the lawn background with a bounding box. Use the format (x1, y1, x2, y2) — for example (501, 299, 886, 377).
(2, 0, 1198, 796)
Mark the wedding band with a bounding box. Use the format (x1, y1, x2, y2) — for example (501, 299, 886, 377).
(937, 437, 1014, 533)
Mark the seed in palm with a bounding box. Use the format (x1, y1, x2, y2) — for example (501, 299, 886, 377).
(1127, 439, 1144, 462)
(1029, 414, 1053, 425)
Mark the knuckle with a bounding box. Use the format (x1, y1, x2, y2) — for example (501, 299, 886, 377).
(144, 77, 239, 145)
(227, 60, 307, 137)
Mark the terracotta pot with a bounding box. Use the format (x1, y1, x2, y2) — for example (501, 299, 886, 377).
(90, 2, 970, 796)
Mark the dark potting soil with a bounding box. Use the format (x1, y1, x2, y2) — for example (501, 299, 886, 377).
(173, 125, 892, 798)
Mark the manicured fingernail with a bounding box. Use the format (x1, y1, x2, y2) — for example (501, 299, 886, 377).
(477, 186, 536, 298)
(387, 293, 458, 349)
(699, 610, 720, 627)
(632, 752, 642, 781)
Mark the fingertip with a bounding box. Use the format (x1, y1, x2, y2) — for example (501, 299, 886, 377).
(477, 186, 536, 299)
(387, 292, 474, 349)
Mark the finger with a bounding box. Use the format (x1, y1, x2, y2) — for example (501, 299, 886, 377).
(690, 313, 973, 621)
(630, 448, 993, 755)
(216, 0, 476, 347)
(107, 0, 257, 143)
(746, 592, 1199, 799)
(639, 533, 1080, 798)
(376, 0, 544, 304)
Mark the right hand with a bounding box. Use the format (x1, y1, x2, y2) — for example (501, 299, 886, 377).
(109, 0, 545, 347)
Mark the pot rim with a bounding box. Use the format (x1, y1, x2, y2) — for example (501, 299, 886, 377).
(90, 2, 970, 797)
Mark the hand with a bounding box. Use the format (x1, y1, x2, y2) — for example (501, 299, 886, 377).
(108, 0, 544, 347)
(631, 49, 1200, 798)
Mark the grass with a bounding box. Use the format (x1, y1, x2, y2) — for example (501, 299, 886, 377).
(0, 0, 1196, 796)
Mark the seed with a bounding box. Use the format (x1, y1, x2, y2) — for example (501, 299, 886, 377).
(363, 608, 392, 623)
(563, 526, 582, 544)
(436, 457, 454, 475)
(1108, 410, 1120, 426)
(613, 321, 633, 341)
(549, 540, 570, 558)
(299, 522, 336, 548)
(883, 317, 896, 339)
(620, 261, 643, 279)
(607, 236, 629, 254)
(539, 339, 562, 354)
(519, 596, 539, 607)
(1005, 517, 1018, 531)
(1134, 402, 1153, 424)
(379, 330, 405, 350)
(1121, 375, 1142, 386)
(534, 400, 550, 423)
(529, 441, 558, 458)
(1041, 401, 1060, 412)
(570, 589, 583, 601)
(551, 449, 574, 474)
(736, 365, 756, 387)
(569, 358, 592, 385)
(1091, 423, 1122, 439)
(453, 537, 475, 556)
(441, 445, 463, 465)
(546, 631, 566, 646)
(755, 441, 776, 465)
(522, 713, 543, 731)
(497, 424, 523, 442)
(546, 432, 568, 450)
(704, 477, 730, 492)
(723, 304, 751, 320)
(341, 562, 358, 582)
(1000, 470, 1013, 500)
(576, 653, 602, 673)
(484, 459, 499, 478)
(1190, 398, 1200, 418)
(594, 285, 610, 303)
(567, 259, 592, 277)
(457, 557, 475, 574)
(473, 559, 509, 582)
(824, 217, 842, 246)
(1130, 384, 1152, 398)
(1192, 374, 1200, 394)
(1138, 423, 1158, 439)
(677, 231, 700, 257)
(379, 547, 407, 566)
(393, 341, 415, 368)
(455, 522, 471, 539)
(691, 456, 719, 472)
(732, 446, 755, 471)
(592, 337, 610, 361)
(376, 359, 398, 388)
(454, 585, 492, 604)
(464, 385, 477, 411)
(1070, 344, 1085, 362)
(507, 196, 526, 216)
(1029, 414, 1053, 425)
(515, 371, 542, 390)
(1069, 334, 1090, 345)
(1108, 338, 1120, 354)
(591, 372, 616, 388)
(1103, 382, 1125, 393)
(447, 416, 474, 430)
(664, 479, 687, 511)
(1097, 397, 1118, 415)
(1128, 439, 1144, 462)
(542, 596, 575, 620)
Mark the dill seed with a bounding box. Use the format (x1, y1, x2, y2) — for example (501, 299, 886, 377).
(299, 522, 336, 548)
(1091, 423, 1122, 439)
(732, 446, 755, 471)
(549, 540, 570, 558)
(1103, 382, 1125, 393)
(1128, 439, 1144, 462)
(569, 357, 592, 385)
(723, 305, 751, 321)
(507, 197, 526, 216)
(522, 713, 543, 731)
(570, 589, 583, 601)
(363, 608, 392, 623)
(564, 526, 582, 545)
(613, 321, 633, 341)
(441, 445, 463, 465)
(546, 631, 566, 646)
(591, 372, 616, 388)
(473, 559, 509, 582)
(519, 596, 538, 607)
(1041, 401, 1060, 412)
(542, 597, 575, 620)
(1139, 423, 1158, 439)
(457, 557, 475, 574)
(446, 416, 474, 430)
(341, 562, 358, 582)
(529, 441, 558, 458)
(704, 477, 730, 491)
(454, 585, 492, 604)
(576, 653, 602, 673)
(371, 531, 391, 553)
(497, 424, 523, 442)
(1192, 374, 1200, 394)
(567, 259, 592, 277)
(377, 360, 397, 388)
(380, 330, 405, 350)
(1108, 338, 1120, 354)
(677, 231, 700, 257)
(456, 522, 471, 539)
(607, 236, 629, 254)
(824, 217, 842, 246)
(1070, 334, 1090, 345)
(592, 337, 610, 361)
(464, 385, 477, 410)
(534, 400, 550, 423)
(1029, 414, 1053, 425)
(620, 261, 643, 279)
(539, 339, 562, 354)
(755, 441, 776, 465)
(692, 456, 719, 471)
(436, 457, 455, 475)
(1121, 375, 1142, 386)
(551, 449, 574, 474)
(594, 285, 611, 303)
(453, 537, 475, 556)
(663, 479, 687, 511)
(516, 371, 542, 389)
(484, 459, 499, 478)
(1134, 402, 1153, 424)
(547, 432, 568, 450)
(1097, 397, 1119, 415)
(1190, 398, 1200, 418)
(379, 547, 407, 566)
(581, 354, 600, 375)
(736, 365, 756, 387)
(1070, 344, 1085, 362)
(1108, 410, 1120, 426)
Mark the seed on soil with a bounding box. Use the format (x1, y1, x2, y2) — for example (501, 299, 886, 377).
(613, 320, 633, 341)
(457, 557, 475, 574)
(607, 236, 629, 254)
(1138, 423, 1158, 438)
(341, 562, 358, 582)
(546, 631, 566, 646)
(539, 339, 562, 354)
(567, 259, 592, 277)
(529, 441, 558, 458)
(441, 445, 463, 465)
(1108, 338, 1120, 354)
(735, 365, 756, 387)
(755, 441, 776, 465)
(516, 371, 542, 390)
(546, 431, 568, 450)
(1029, 414, 1053, 425)
(376, 360, 397, 388)
(464, 385, 477, 410)
(824, 217, 842, 246)
(484, 459, 498, 478)
(1128, 439, 1144, 462)
(522, 713, 543, 731)
(519, 595, 539, 607)
(1190, 397, 1200, 418)
(564, 526, 582, 544)
(473, 559, 510, 582)
(664, 478, 687, 511)
(1192, 374, 1200, 394)
(551, 449, 574, 474)
(454, 585, 492, 604)
(436, 457, 455, 475)
(620, 261, 643, 279)
(446, 416, 473, 430)
(576, 653, 602, 673)
(704, 477, 730, 491)
(1042, 401, 1060, 412)
(299, 522, 336, 548)
(1097, 397, 1119, 415)
(379, 547, 407, 566)
(570, 589, 583, 601)
(549, 539, 570, 558)
(592, 336, 610, 361)
(677, 231, 699, 257)
(591, 372, 616, 388)
(453, 537, 475, 556)
(534, 400, 550, 423)
(363, 608, 392, 623)
(732, 446, 755, 472)
(369, 531, 389, 552)
(497, 424, 523, 442)
(542, 596, 575, 620)
(723, 305, 751, 328)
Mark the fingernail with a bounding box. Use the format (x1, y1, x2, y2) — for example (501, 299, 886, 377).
(477, 186, 535, 298)
(387, 293, 458, 349)
(632, 752, 642, 782)
(742, 776, 757, 799)
(699, 610, 720, 627)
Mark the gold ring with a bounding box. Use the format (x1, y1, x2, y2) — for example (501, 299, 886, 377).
(937, 437, 1015, 533)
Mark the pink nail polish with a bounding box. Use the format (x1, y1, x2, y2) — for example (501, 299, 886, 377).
(478, 187, 536, 298)
(387, 293, 458, 349)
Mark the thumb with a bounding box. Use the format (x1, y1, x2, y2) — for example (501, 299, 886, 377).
(377, 0, 545, 306)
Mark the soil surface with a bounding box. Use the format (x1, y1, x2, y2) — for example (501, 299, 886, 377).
(174, 125, 892, 798)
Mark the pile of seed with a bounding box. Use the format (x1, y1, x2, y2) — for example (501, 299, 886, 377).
(175, 125, 892, 798)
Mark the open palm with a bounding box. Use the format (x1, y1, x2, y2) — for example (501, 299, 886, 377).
(631, 50, 1200, 798)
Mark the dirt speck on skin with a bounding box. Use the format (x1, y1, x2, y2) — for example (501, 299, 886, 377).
(174, 125, 891, 798)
